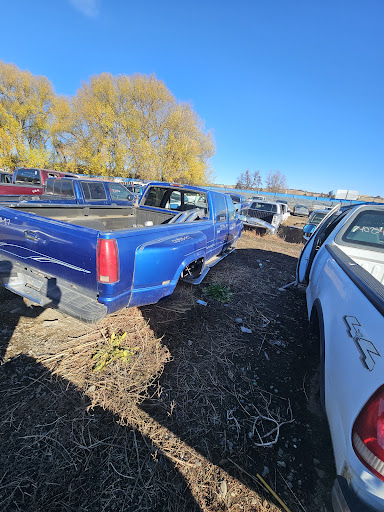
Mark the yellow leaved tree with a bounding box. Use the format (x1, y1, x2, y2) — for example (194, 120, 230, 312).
(58, 73, 215, 183)
(0, 61, 54, 170)
(0, 61, 215, 185)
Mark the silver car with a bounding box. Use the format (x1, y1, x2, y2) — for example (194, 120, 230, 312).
(293, 204, 309, 216)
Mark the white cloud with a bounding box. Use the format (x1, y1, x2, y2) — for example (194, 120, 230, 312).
(69, 0, 100, 17)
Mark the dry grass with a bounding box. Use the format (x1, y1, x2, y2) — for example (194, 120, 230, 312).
(28, 303, 286, 512)
(37, 308, 170, 420)
(0, 231, 325, 512)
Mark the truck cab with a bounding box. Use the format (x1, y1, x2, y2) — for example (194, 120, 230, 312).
(12, 168, 79, 186)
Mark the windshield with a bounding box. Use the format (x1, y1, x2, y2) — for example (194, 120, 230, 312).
(309, 212, 327, 224)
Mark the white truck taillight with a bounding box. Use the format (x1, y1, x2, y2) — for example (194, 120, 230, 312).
(352, 386, 384, 481)
(97, 239, 119, 283)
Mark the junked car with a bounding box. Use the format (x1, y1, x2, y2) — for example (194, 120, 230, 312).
(225, 193, 250, 212)
(296, 204, 384, 511)
(0, 182, 242, 322)
(302, 209, 330, 241)
(278, 202, 290, 222)
(293, 204, 309, 216)
(241, 200, 283, 234)
(276, 199, 290, 210)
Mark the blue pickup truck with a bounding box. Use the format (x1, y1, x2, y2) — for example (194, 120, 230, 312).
(0, 177, 137, 206)
(29, 177, 135, 205)
(0, 183, 242, 322)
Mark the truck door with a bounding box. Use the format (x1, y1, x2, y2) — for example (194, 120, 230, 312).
(212, 192, 229, 256)
(296, 205, 343, 284)
(225, 195, 239, 247)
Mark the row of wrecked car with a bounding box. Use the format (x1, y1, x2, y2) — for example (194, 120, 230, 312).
(225, 192, 291, 234)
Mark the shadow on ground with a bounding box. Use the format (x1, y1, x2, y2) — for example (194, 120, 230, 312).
(0, 244, 334, 511)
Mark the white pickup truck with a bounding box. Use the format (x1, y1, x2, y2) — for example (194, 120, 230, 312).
(296, 203, 384, 511)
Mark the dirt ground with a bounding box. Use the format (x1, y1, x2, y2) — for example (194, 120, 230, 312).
(0, 222, 335, 512)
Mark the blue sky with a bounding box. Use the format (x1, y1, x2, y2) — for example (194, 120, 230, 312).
(2, 0, 383, 196)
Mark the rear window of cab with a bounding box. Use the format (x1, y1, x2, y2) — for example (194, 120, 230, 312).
(341, 210, 384, 249)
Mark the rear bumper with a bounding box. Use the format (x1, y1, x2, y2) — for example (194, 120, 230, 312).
(0, 261, 107, 323)
(332, 476, 375, 512)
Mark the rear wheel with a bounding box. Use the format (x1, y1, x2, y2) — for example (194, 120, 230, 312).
(181, 258, 204, 280)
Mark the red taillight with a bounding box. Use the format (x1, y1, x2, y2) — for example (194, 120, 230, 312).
(97, 239, 119, 284)
(352, 385, 384, 481)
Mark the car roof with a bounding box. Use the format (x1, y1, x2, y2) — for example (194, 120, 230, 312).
(225, 192, 246, 199)
(251, 200, 280, 206)
(310, 209, 330, 214)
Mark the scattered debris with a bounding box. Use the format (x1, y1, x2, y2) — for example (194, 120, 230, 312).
(42, 319, 59, 327)
(241, 326, 252, 334)
(315, 468, 326, 479)
(268, 339, 287, 348)
(196, 299, 207, 306)
(218, 480, 228, 500)
(278, 280, 296, 291)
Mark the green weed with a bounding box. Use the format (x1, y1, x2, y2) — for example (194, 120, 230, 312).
(92, 332, 139, 372)
(202, 283, 233, 303)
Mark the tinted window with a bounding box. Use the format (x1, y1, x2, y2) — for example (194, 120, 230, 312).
(230, 194, 241, 203)
(342, 210, 384, 249)
(144, 187, 170, 207)
(0, 173, 11, 183)
(213, 193, 227, 221)
(45, 180, 54, 194)
(60, 180, 75, 197)
(226, 196, 236, 221)
(81, 182, 107, 201)
(107, 183, 130, 201)
(14, 168, 41, 184)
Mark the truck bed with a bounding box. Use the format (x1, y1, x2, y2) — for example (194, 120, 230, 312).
(6, 205, 177, 231)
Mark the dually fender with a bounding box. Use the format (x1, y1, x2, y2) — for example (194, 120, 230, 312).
(132, 229, 208, 291)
